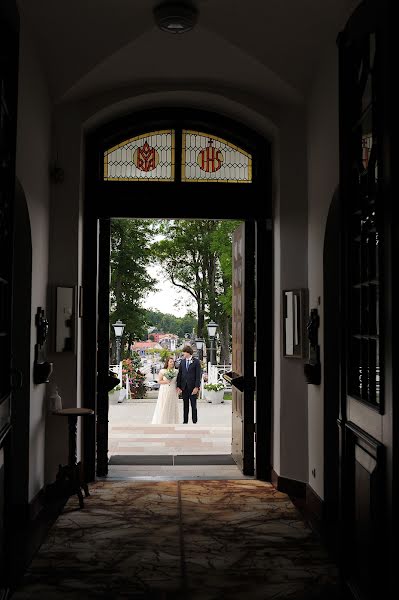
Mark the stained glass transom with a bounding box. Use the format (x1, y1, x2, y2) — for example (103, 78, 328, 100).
(181, 130, 252, 183)
(104, 130, 175, 181)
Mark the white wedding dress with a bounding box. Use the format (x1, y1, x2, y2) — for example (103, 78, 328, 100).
(151, 369, 179, 424)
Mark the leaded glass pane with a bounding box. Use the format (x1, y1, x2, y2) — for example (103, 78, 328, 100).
(345, 30, 382, 408)
(181, 130, 252, 183)
(104, 130, 175, 181)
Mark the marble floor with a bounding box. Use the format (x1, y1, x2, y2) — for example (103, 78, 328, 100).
(12, 479, 344, 599)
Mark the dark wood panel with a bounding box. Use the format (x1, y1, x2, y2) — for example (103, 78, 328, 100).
(96, 218, 111, 477)
(338, 2, 393, 596)
(255, 216, 272, 481)
(343, 422, 384, 599)
(271, 469, 306, 499)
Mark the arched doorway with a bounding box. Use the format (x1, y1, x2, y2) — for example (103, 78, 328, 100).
(82, 108, 272, 482)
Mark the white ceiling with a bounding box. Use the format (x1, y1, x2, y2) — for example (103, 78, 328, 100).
(17, 0, 358, 105)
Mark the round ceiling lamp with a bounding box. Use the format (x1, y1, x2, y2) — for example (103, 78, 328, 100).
(154, 2, 198, 34)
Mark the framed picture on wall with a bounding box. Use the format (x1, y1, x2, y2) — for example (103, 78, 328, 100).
(282, 288, 308, 358)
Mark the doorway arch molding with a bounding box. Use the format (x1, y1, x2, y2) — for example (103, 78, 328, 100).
(83, 107, 273, 480)
(81, 87, 280, 145)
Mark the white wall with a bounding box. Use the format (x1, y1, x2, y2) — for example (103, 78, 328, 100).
(16, 23, 52, 501)
(45, 104, 84, 482)
(277, 111, 308, 483)
(306, 47, 340, 499)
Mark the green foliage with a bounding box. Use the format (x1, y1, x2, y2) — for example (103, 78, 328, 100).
(152, 219, 242, 361)
(203, 382, 225, 391)
(110, 219, 155, 358)
(109, 217, 240, 365)
(144, 308, 196, 339)
(159, 348, 172, 363)
(209, 220, 241, 319)
(129, 351, 142, 370)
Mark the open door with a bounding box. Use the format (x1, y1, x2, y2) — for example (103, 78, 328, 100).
(0, 0, 19, 593)
(231, 221, 255, 475)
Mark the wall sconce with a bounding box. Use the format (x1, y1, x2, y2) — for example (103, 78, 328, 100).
(33, 307, 53, 384)
(303, 308, 321, 385)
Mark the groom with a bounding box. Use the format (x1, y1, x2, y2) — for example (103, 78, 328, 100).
(176, 345, 201, 424)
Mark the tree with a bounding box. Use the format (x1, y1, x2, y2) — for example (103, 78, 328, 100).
(143, 308, 196, 339)
(152, 220, 219, 338)
(152, 220, 242, 363)
(110, 219, 155, 360)
(209, 220, 242, 363)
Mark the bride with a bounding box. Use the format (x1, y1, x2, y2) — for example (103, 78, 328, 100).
(151, 357, 179, 424)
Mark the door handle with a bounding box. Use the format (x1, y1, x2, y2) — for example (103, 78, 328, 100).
(223, 371, 245, 392)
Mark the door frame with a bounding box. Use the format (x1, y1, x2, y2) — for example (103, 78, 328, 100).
(82, 108, 273, 480)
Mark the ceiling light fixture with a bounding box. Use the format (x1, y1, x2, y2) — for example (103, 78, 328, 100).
(154, 2, 198, 34)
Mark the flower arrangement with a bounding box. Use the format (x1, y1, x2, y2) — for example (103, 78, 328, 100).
(203, 382, 225, 391)
(121, 357, 147, 399)
(163, 368, 177, 381)
(129, 369, 147, 399)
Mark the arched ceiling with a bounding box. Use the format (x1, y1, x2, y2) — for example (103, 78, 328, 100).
(17, 0, 358, 105)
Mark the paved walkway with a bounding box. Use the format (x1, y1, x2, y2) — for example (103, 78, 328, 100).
(108, 397, 236, 479)
(108, 398, 232, 456)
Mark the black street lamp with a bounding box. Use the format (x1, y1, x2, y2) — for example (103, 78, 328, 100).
(206, 321, 218, 365)
(195, 338, 205, 361)
(112, 319, 125, 364)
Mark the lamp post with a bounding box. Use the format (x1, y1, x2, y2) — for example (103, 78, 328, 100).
(195, 338, 205, 361)
(112, 319, 125, 365)
(207, 321, 218, 365)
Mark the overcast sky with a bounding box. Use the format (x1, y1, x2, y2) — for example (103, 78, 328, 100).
(142, 264, 195, 317)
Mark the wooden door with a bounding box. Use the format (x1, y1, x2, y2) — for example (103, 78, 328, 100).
(338, 1, 393, 597)
(0, 0, 19, 594)
(96, 218, 111, 477)
(231, 221, 255, 475)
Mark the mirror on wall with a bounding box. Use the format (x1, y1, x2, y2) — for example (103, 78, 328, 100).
(282, 289, 308, 358)
(56, 287, 74, 352)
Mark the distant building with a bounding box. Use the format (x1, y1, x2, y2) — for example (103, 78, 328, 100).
(158, 334, 178, 351)
(150, 332, 178, 350)
(131, 341, 162, 356)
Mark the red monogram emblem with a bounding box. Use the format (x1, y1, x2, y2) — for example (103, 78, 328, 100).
(197, 139, 223, 173)
(133, 141, 159, 172)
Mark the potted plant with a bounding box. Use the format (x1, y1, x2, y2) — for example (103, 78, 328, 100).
(203, 382, 225, 404)
(108, 384, 120, 401)
(108, 384, 126, 403)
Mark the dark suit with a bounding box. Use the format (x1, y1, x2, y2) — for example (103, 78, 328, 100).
(176, 356, 201, 423)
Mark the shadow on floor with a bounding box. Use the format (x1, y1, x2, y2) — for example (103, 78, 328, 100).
(11, 479, 349, 599)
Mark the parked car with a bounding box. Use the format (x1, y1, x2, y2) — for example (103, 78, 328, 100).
(146, 381, 160, 390)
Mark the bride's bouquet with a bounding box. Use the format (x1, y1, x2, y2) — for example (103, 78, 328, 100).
(163, 368, 177, 381)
